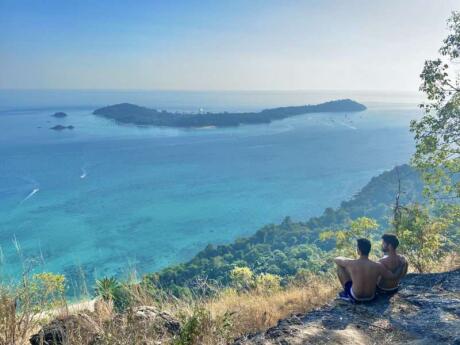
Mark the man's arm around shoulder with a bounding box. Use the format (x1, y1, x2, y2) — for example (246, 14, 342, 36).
(334, 256, 353, 267)
(377, 262, 399, 280)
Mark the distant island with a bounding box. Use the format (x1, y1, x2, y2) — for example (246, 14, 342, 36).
(50, 124, 74, 131)
(52, 112, 68, 118)
(93, 99, 366, 128)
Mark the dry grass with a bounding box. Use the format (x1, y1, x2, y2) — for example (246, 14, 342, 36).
(207, 276, 338, 337)
(430, 252, 460, 273)
(0, 274, 339, 345)
(405, 252, 460, 274)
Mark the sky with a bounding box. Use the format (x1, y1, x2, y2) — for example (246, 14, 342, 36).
(0, 0, 458, 91)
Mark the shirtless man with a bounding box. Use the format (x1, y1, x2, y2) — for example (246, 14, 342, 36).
(334, 238, 400, 302)
(377, 234, 408, 293)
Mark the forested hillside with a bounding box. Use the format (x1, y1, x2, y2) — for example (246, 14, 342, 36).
(147, 165, 424, 293)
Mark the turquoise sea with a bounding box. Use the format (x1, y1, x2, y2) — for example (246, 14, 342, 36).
(0, 90, 422, 287)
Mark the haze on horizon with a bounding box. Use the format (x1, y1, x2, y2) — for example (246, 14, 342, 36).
(0, 0, 458, 92)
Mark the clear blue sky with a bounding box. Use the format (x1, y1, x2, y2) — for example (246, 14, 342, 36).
(0, 0, 458, 91)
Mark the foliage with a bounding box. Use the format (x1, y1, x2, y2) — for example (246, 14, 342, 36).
(175, 306, 234, 345)
(394, 204, 452, 273)
(229, 267, 281, 293)
(144, 165, 424, 294)
(411, 11, 460, 198)
(255, 273, 281, 293)
(27, 272, 66, 311)
(0, 272, 66, 345)
(436, 204, 460, 253)
(95, 277, 131, 312)
(95, 277, 121, 301)
(229, 267, 254, 291)
(320, 217, 379, 257)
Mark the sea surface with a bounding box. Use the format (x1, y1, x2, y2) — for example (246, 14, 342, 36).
(0, 90, 422, 290)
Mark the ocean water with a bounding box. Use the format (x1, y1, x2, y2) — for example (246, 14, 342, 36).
(0, 90, 422, 287)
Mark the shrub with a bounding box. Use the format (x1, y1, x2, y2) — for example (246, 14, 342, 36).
(255, 273, 281, 293)
(95, 277, 130, 312)
(395, 204, 451, 272)
(0, 272, 66, 345)
(320, 217, 379, 257)
(229, 267, 254, 291)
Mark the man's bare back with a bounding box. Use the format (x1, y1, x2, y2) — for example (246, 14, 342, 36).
(336, 256, 397, 300)
(378, 254, 407, 290)
(378, 234, 408, 291)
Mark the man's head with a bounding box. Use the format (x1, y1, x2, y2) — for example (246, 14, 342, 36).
(357, 238, 371, 257)
(381, 233, 399, 253)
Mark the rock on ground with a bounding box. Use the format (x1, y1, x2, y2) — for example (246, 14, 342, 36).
(30, 313, 102, 345)
(131, 306, 181, 335)
(29, 306, 181, 345)
(235, 269, 460, 345)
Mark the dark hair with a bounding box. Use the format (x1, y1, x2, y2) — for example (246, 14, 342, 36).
(357, 238, 371, 256)
(382, 233, 399, 249)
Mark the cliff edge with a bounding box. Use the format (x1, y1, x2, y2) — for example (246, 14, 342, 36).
(235, 269, 460, 345)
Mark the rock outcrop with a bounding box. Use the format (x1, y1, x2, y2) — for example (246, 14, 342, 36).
(235, 269, 460, 345)
(29, 306, 181, 345)
(30, 313, 102, 345)
(131, 306, 181, 335)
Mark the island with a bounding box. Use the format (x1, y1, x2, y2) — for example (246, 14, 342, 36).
(52, 112, 68, 118)
(93, 99, 366, 128)
(50, 125, 74, 131)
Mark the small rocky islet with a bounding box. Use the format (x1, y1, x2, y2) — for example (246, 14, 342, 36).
(52, 112, 68, 118)
(50, 124, 74, 131)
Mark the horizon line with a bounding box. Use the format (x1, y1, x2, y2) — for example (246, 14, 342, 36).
(0, 87, 422, 94)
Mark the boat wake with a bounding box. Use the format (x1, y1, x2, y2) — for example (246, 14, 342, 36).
(21, 188, 39, 204)
(80, 167, 87, 179)
(337, 121, 357, 130)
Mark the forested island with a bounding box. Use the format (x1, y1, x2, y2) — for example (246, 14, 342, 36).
(93, 99, 366, 128)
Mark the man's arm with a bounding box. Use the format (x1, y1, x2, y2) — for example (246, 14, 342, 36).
(398, 256, 408, 278)
(334, 256, 352, 268)
(390, 262, 406, 279)
(378, 263, 399, 280)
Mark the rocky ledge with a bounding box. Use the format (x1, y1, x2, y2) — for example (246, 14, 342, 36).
(235, 269, 460, 345)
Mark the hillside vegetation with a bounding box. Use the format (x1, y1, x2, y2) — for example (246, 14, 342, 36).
(147, 165, 424, 294)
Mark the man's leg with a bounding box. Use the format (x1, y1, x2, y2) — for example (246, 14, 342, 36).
(336, 265, 351, 289)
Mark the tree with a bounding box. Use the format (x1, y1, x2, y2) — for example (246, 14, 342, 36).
(255, 273, 281, 293)
(394, 204, 451, 273)
(320, 217, 379, 257)
(229, 267, 254, 291)
(28, 272, 66, 311)
(411, 11, 460, 198)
